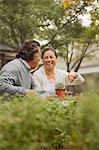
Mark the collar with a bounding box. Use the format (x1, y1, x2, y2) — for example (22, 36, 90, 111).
(19, 58, 31, 70)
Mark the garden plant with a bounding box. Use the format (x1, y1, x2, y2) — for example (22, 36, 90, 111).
(55, 82, 66, 98)
(0, 91, 99, 150)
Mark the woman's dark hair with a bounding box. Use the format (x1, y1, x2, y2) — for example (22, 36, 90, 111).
(42, 47, 57, 59)
(16, 40, 40, 61)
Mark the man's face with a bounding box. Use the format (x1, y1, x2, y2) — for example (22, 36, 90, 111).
(28, 47, 41, 69)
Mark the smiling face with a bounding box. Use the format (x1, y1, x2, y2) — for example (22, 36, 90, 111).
(42, 50, 57, 70)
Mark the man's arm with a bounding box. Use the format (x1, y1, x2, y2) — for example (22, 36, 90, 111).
(0, 71, 25, 94)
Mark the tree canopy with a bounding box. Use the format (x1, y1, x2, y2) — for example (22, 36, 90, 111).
(0, 0, 98, 71)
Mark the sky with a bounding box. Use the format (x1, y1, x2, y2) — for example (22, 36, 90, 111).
(78, 14, 92, 26)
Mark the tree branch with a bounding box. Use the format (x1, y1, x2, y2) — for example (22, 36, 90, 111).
(42, 3, 87, 48)
(74, 43, 90, 72)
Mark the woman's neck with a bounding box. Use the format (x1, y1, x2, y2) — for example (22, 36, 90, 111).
(45, 68, 55, 81)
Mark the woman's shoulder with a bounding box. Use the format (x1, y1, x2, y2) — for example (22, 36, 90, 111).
(56, 68, 68, 75)
(33, 65, 44, 75)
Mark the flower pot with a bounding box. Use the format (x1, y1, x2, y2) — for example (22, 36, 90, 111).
(55, 89, 65, 98)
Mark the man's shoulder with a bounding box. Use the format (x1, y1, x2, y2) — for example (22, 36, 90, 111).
(1, 59, 22, 72)
(4, 59, 20, 66)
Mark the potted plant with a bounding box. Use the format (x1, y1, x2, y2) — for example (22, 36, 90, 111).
(55, 82, 65, 98)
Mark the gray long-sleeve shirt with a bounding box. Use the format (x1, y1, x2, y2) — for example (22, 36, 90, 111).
(0, 58, 34, 94)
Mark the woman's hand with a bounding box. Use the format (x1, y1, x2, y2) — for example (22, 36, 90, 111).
(68, 72, 77, 81)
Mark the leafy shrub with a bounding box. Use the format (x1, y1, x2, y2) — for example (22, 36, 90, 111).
(66, 91, 99, 150)
(0, 91, 99, 150)
(0, 94, 75, 150)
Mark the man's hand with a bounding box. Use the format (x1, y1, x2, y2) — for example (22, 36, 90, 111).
(68, 72, 77, 82)
(25, 89, 37, 96)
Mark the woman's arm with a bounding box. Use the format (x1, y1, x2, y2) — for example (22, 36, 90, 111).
(68, 72, 85, 85)
(32, 73, 43, 91)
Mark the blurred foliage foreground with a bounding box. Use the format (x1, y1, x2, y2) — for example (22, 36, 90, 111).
(0, 92, 99, 150)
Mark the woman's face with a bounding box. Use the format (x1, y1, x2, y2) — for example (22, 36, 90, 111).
(43, 50, 57, 70)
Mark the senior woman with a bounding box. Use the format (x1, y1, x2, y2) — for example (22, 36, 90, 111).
(33, 48, 84, 94)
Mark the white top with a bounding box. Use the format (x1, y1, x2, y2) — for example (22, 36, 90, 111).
(33, 66, 84, 94)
